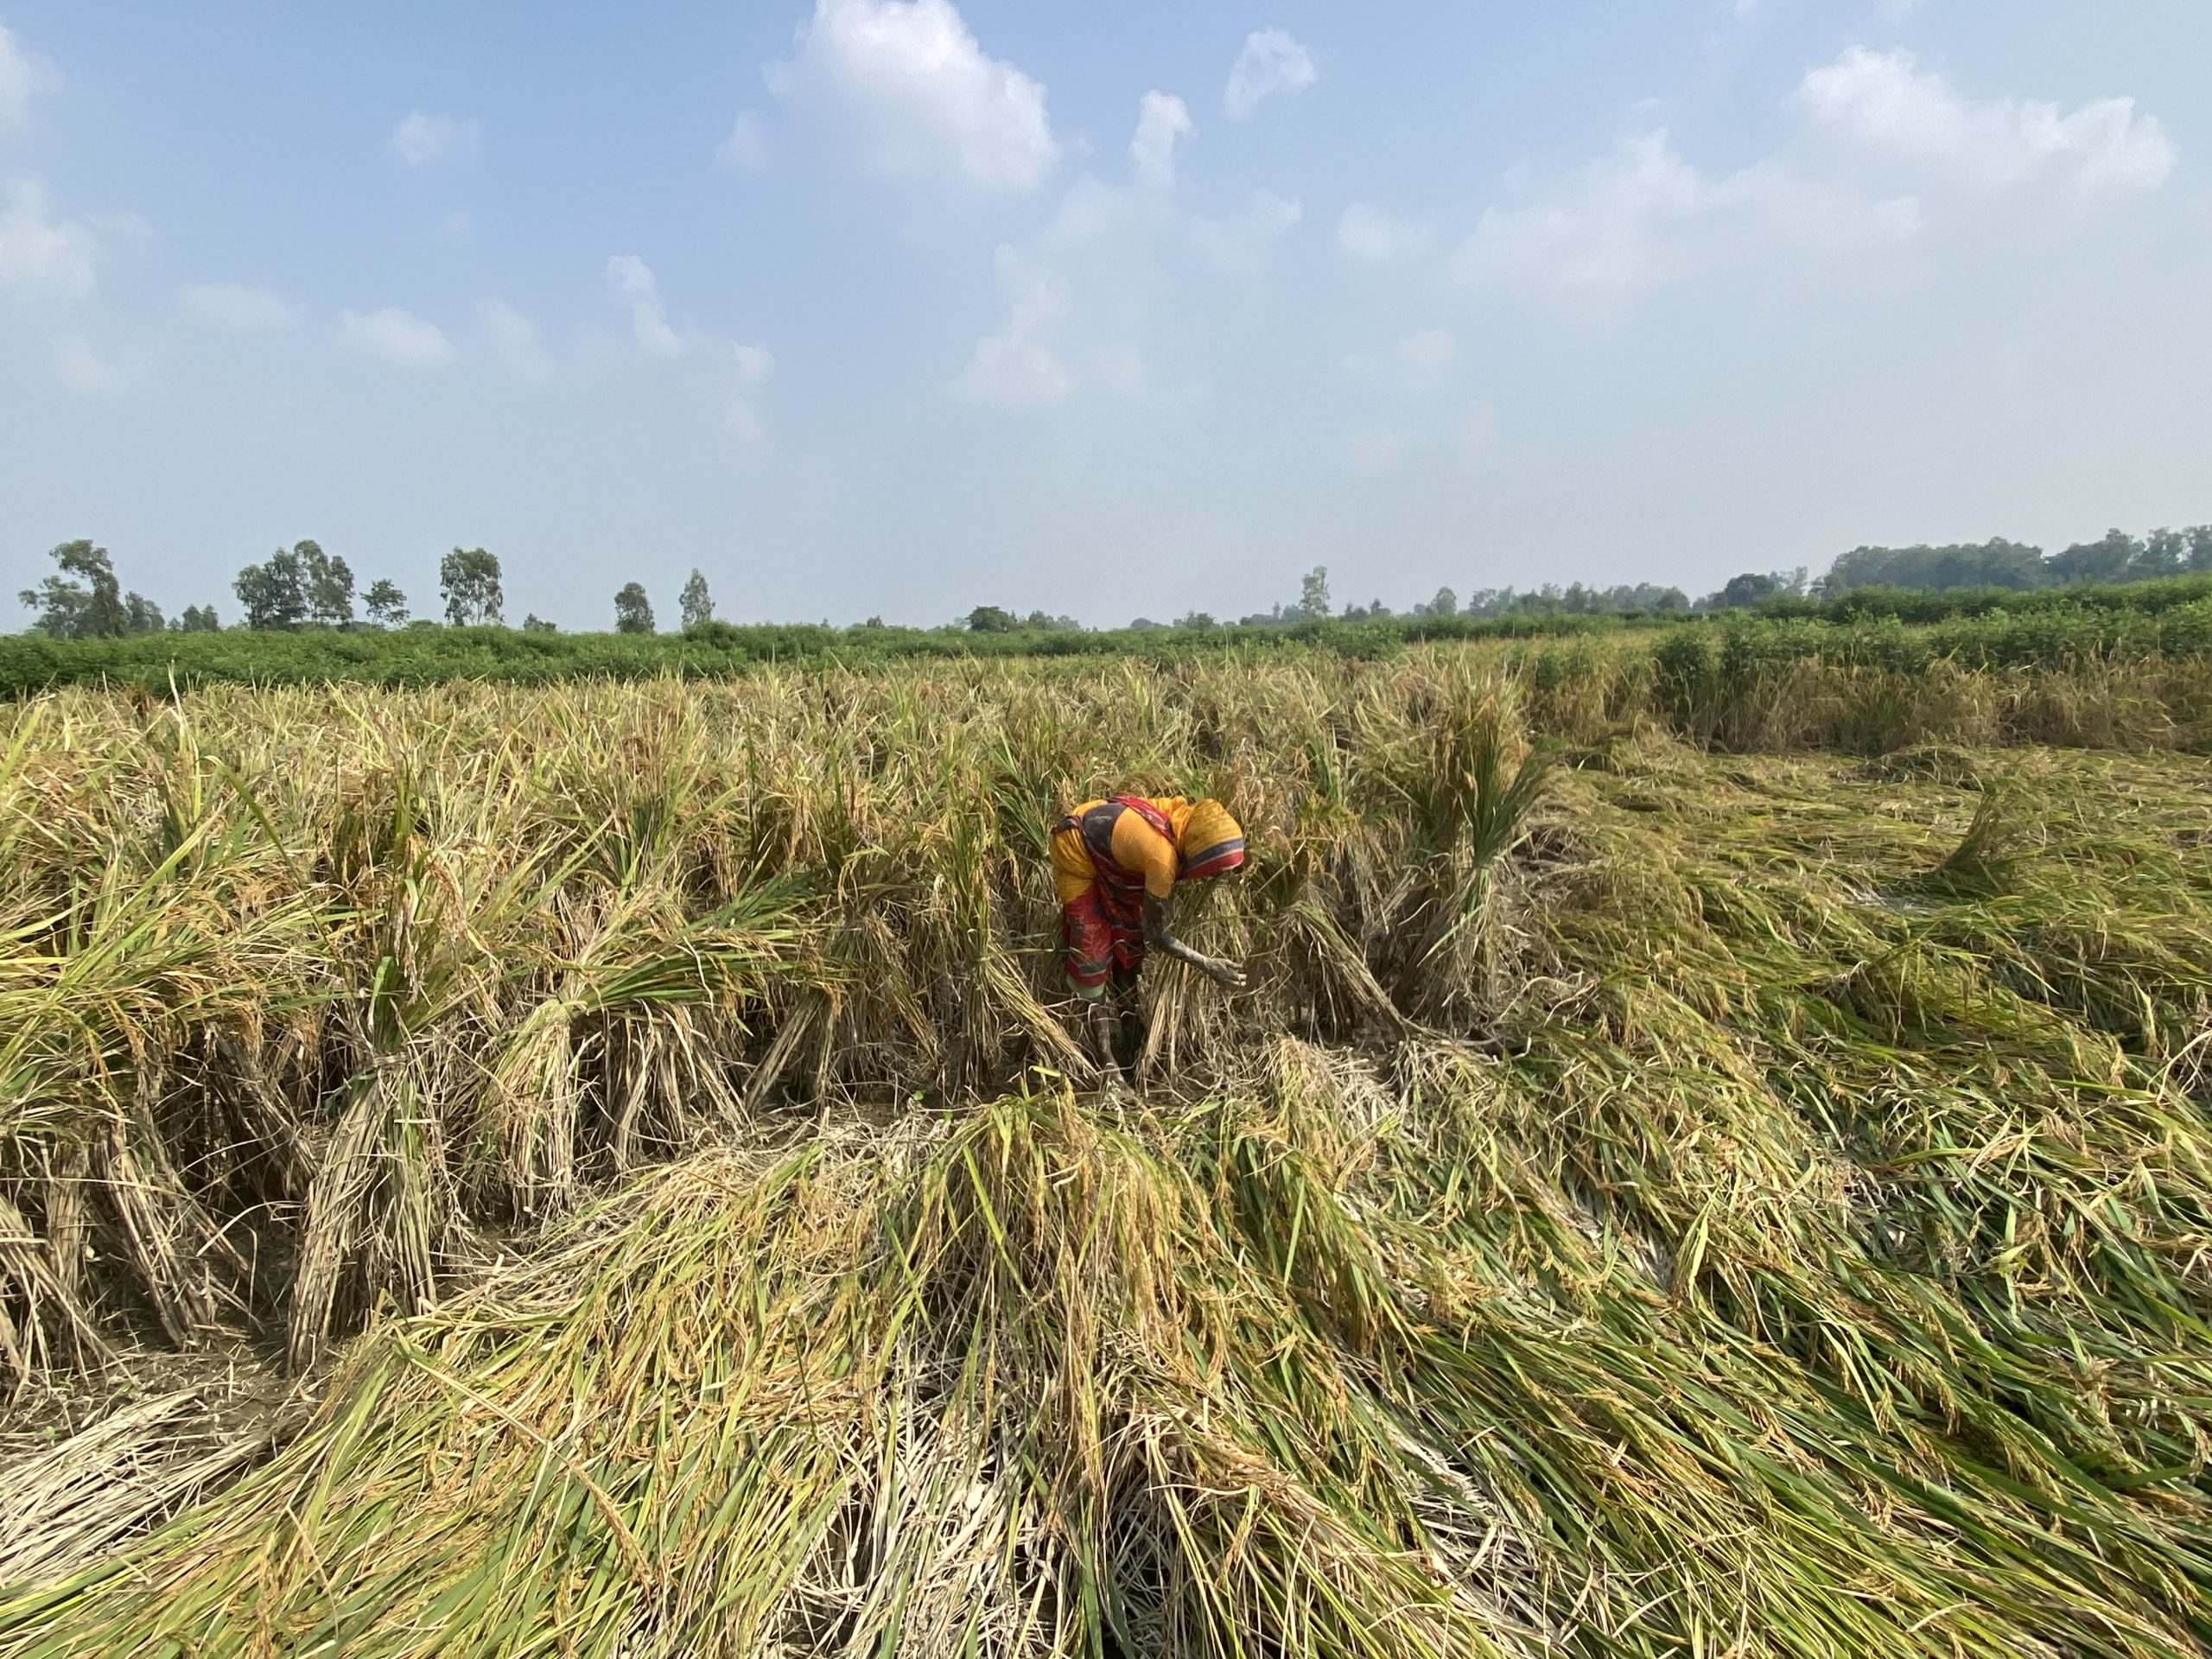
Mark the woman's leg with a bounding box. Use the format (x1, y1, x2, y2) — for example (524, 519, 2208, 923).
(1059, 887, 1128, 1087)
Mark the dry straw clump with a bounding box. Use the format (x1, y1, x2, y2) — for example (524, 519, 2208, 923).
(1, 650, 2211, 1655)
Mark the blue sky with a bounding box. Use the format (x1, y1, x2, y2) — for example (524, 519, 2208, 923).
(3, 2, 2207, 628)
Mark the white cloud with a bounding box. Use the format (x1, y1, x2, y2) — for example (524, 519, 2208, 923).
(54, 337, 120, 393)
(0, 175, 99, 296)
(1397, 329, 1458, 385)
(951, 163, 1215, 410)
(781, 0, 1058, 193)
(334, 306, 452, 369)
(1, 23, 61, 130)
(1038, 175, 1154, 251)
(1457, 399, 1503, 467)
(1337, 202, 1434, 263)
(390, 111, 480, 168)
(1344, 328, 1458, 391)
(1450, 48, 2173, 315)
(952, 245, 1071, 406)
(1349, 424, 1422, 477)
(1794, 47, 2176, 197)
(1129, 92, 1192, 189)
(607, 253, 687, 359)
(734, 343, 775, 383)
(1090, 344, 1203, 406)
(178, 283, 304, 335)
(480, 298, 556, 384)
(719, 111, 769, 173)
(1223, 28, 1317, 120)
(87, 209, 153, 242)
(1192, 188, 1302, 274)
(1452, 130, 1919, 301)
(604, 256, 774, 439)
(1350, 396, 1502, 477)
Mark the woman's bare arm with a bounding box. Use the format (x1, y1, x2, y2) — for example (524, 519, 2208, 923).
(1142, 893, 1247, 989)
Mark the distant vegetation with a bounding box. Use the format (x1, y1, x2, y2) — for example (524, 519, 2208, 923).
(10, 522, 2212, 692)
(9, 573, 2212, 698)
(15, 541, 168, 639)
(1823, 528, 2212, 594)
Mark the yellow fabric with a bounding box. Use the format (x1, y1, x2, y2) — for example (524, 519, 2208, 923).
(1114, 802, 1185, 899)
(1177, 798, 1243, 865)
(1052, 797, 1193, 904)
(1050, 823, 1100, 906)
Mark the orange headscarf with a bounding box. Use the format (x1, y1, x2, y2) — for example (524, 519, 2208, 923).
(1176, 798, 1245, 880)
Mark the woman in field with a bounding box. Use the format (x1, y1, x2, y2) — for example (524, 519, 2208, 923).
(1051, 793, 1247, 1089)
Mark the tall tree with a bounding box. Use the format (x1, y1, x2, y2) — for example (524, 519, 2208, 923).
(2049, 530, 2141, 585)
(298, 541, 356, 626)
(233, 546, 309, 630)
(1821, 539, 2048, 595)
(440, 548, 503, 626)
(363, 580, 409, 626)
(1713, 571, 1782, 609)
(678, 569, 715, 632)
(18, 540, 135, 638)
(613, 582, 655, 634)
(2137, 528, 2186, 578)
(171, 604, 220, 632)
(1298, 566, 1332, 620)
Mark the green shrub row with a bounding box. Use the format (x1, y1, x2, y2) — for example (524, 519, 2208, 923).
(10, 577, 2212, 697)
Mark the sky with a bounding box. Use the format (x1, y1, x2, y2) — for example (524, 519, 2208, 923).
(2, 1, 2208, 630)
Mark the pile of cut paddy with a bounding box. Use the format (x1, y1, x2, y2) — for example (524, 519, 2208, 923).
(1, 655, 2209, 1656)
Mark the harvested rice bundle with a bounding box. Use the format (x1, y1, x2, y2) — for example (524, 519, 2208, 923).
(5, 1062, 2207, 1656)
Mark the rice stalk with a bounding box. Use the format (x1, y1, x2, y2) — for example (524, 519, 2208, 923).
(0, 661, 2209, 1654)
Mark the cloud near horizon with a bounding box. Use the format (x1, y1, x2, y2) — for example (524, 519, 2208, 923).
(606, 255, 775, 439)
(1343, 328, 1459, 393)
(480, 297, 556, 384)
(950, 248, 1072, 408)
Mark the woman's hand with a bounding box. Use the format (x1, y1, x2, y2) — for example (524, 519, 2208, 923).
(1142, 894, 1246, 991)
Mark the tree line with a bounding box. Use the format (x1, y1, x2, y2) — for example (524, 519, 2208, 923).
(1820, 529, 2212, 594)
(1124, 522, 2210, 632)
(16, 541, 504, 639)
(16, 520, 2212, 641)
(1135, 568, 1707, 630)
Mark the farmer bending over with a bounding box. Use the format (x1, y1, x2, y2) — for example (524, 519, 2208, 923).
(1052, 793, 1246, 1089)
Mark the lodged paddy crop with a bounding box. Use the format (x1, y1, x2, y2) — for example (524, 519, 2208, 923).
(1, 647, 2210, 1656)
